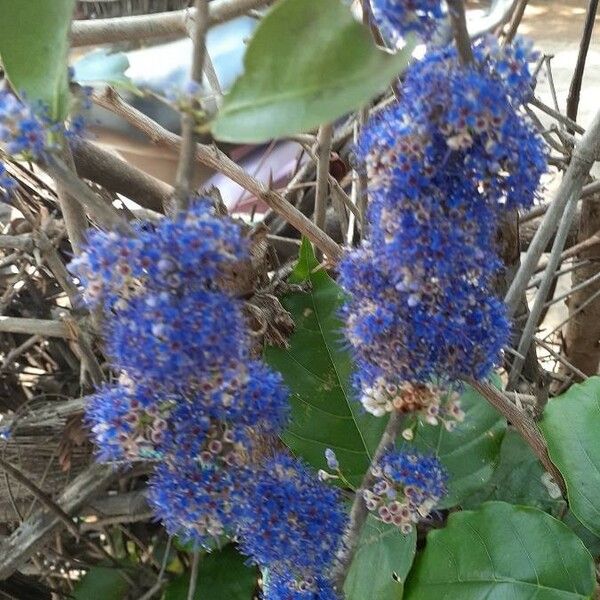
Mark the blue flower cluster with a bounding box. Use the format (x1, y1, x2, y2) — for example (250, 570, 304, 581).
(0, 84, 92, 200)
(364, 450, 448, 533)
(340, 37, 546, 415)
(238, 455, 346, 577)
(72, 200, 289, 469)
(73, 200, 346, 599)
(0, 87, 47, 160)
(371, 0, 445, 43)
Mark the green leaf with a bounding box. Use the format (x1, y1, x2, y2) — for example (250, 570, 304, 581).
(0, 0, 75, 120)
(404, 502, 596, 600)
(164, 546, 257, 600)
(409, 379, 506, 507)
(73, 567, 129, 599)
(72, 49, 137, 92)
(540, 377, 600, 537)
(345, 515, 416, 600)
(265, 239, 385, 485)
(564, 512, 600, 559)
(462, 428, 564, 514)
(212, 0, 416, 142)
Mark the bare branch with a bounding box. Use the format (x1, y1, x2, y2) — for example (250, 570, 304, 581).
(314, 124, 333, 232)
(505, 107, 600, 315)
(73, 140, 171, 213)
(566, 0, 599, 124)
(447, 0, 474, 65)
(0, 463, 117, 580)
(53, 145, 89, 255)
(93, 88, 343, 260)
(0, 234, 34, 252)
(503, 0, 530, 44)
(172, 0, 209, 213)
(529, 97, 586, 135)
(0, 317, 71, 338)
(44, 154, 133, 235)
(0, 457, 80, 540)
(508, 193, 579, 386)
(70, 0, 271, 47)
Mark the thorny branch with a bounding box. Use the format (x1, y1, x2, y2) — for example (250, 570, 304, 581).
(93, 87, 343, 260)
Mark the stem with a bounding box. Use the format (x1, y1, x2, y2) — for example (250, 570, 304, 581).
(332, 411, 403, 591)
(503, 0, 530, 45)
(505, 107, 600, 315)
(466, 379, 566, 496)
(447, 0, 474, 65)
(54, 143, 89, 255)
(0, 457, 80, 539)
(44, 154, 132, 235)
(73, 140, 172, 213)
(187, 552, 201, 600)
(172, 0, 209, 213)
(70, 0, 272, 47)
(0, 463, 118, 580)
(508, 194, 579, 387)
(93, 88, 342, 260)
(314, 124, 333, 233)
(566, 0, 599, 124)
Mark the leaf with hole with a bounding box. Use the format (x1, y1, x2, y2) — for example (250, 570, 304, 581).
(404, 502, 596, 600)
(212, 0, 416, 142)
(409, 379, 506, 507)
(265, 239, 385, 485)
(540, 376, 600, 537)
(345, 515, 416, 600)
(0, 0, 75, 120)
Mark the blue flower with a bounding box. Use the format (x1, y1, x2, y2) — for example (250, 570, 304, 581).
(341, 37, 546, 407)
(106, 288, 247, 384)
(148, 460, 250, 549)
(69, 200, 246, 309)
(0, 89, 47, 160)
(85, 377, 173, 462)
(238, 454, 346, 575)
(370, 0, 445, 43)
(364, 450, 447, 533)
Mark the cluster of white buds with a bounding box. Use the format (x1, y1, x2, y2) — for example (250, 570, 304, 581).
(361, 379, 465, 431)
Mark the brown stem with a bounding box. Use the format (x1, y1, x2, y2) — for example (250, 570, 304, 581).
(503, 0, 530, 45)
(70, 0, 272, 46)
(172, 0, 209, 213)
(54, 144, 89, 255)
(0, 457, 80, 540)
(331, 411, 403, 591)
(72, 140, 171, 213)
(93, 88, 342, 260)
(314, 124, 333, 232)
(447, 0, 474, 65)
(566, 0, 599, 125)
(466, 379, 566, 496)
